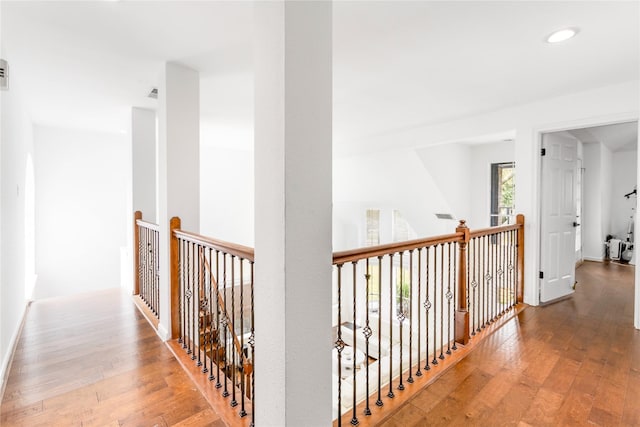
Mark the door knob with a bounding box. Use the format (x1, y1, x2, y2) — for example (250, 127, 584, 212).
(573, 222, 580, 227)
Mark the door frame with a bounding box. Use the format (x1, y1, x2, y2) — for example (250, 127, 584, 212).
(534, 113, 639, 329)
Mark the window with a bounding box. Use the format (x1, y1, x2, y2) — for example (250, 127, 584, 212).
(365, 209, 380, 246)
(490, 162, 515, 226)
(392, 210, 409, 242)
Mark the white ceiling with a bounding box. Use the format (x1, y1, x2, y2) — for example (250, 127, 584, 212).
(568, 122, 638, 152)
(2, 1, 638, 148)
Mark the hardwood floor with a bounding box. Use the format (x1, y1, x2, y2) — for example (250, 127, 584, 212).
(377, 261, 640, 426)
(0, 288, 222, 427)
(2, 261, 638, 426)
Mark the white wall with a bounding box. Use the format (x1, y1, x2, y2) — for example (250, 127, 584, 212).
(333, 148, 455, 251)
(610, 149, 637, 241)
(582, 142, 604, 260)
(200, 144, 254, 246)
(34, 126, 128, 299)
(131, 107, 156, 222)
(469, 141, 515, 229)
(0, 73, 33, 391)
(416, 143, 471, 223)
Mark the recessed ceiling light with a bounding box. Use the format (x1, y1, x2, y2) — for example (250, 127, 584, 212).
(546, 28, 579, 44)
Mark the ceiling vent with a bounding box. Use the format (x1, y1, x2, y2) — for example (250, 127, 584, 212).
(148, 87, 158, 99)
(0, 59, 8, 90)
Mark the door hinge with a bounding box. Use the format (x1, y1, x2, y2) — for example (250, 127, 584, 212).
(541, 148, 546, 156)
(539, 271, 544, 279)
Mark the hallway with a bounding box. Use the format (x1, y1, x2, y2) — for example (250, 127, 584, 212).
(378, 261, 640, 426)
(0, 289, 221, 426)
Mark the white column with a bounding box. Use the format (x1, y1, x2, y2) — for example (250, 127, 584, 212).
(157, 62, 200, 340)
(131, 107, 157, 222)
(254, 2, 333, 425)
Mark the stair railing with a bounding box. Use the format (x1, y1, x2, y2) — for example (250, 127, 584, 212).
(133, 211, 160, 328)
(332, 215, 524, 426)
(172, 223, 255, 424)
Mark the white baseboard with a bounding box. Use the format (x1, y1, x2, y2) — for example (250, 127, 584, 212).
(583, 256, 604, 262)
(157, 323, 170, 342)
(0, 300, 30, 402)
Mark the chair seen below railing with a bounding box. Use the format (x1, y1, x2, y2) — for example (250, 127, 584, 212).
(133, 211, 161, 329)
(331, 215, 524, 426)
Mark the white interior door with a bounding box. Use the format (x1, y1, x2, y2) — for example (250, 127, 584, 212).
(540, 133, 577, 303)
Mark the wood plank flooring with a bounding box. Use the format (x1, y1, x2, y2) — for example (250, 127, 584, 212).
(377, 261, 640, 426)
(2, 261, 638, 426)
(0, 289, 222, 426)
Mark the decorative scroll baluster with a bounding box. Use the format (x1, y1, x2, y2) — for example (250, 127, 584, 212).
(250, 261, 255, 427)
(446, 242, 452, 355)
(407, 250, 414, 384)
(351, 261, 358, 426)
(424, 246, 431, 371)
(432, 245, 438, 366)
(397, 251, 405, 392)
(335, 264, 344, 427)
(363, 258, 372, 416)
(222, 254, 229, 398)
(215, 250, 222, 389)
(239, 259, 246, 417)
(439, 244, 445, 361)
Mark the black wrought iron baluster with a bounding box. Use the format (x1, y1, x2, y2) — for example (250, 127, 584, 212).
(432, 245, 438, 366)
(452, 242, 458, 352)
(222, 253, 229, 398)
(446, 242, 453, 355)
(215, 250, 222, 390)
(188, 242, 194, 357)
(239, 258, 246, 417)
(196, 245, 202, 367)
(439, 244, 445, 361)
(351, 261, 358, 425)
(408, 249, 414, 383)
(250, 261, 255, 427)
(376, 256, 383, 407)
(472, 238, 479, 334)
(334, 264, 344, 427)
(202, 248, 209, 375)
(416, 248, 422, 377)
(179, 238, 185, 347)
(387, 253, 394, 399)
(208, 248, 215, 381)
(397, 252, 405, 392)
(492, 234, 500, 322)
(231, 255, 238, 407)
(424, 246, 431, 371)
(483, 235, 488, 328)
(363, 258, 372, 416)
(510, 229, 516, 308)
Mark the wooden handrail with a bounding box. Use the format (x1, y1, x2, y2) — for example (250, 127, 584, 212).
(174, 229, 254, 262)
(136, 218, 160, 232)
(199, 251, 252, 370)
(469, 222, 521, 238)
(333, 232, 464, 265)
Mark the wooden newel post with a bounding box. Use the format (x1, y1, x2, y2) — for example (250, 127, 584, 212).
(170, 217, 181, 339)
(133, 211, 142, 296)
(455, 220, 471, 345)
(516, 214, 525, 304)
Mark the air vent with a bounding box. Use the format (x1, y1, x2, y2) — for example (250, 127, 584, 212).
(148, 87, 158, 99)
(435, 213, 455, 220)
(0, 59, 8, 90)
